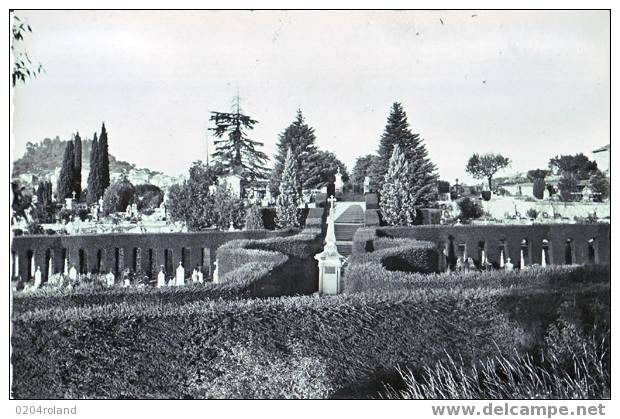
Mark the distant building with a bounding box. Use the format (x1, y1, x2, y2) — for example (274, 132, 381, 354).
(218, 167, 244, 199)
(592, 144, 610, 176)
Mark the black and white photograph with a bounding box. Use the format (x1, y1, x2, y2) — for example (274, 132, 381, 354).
(7, 5, 614, 412)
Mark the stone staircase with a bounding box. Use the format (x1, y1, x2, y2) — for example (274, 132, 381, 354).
(334, 204, 365, 257)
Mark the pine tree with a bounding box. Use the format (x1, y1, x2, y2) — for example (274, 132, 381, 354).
(57, 140, 75, 200)
(86, 132, 100, 204)
(209, 96, 269, 187)
(380, 144, 415, 226)
(98, 122, 110, 192)
(244, 204, 264, 230)
(73, 132, 82, 200)
(371, 102, 438, 208)
(275, 147, 300, 229)
(269, 109, 321, 195)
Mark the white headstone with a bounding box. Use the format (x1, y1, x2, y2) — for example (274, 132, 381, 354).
(520, 249, 526, 269)
(191, 269, 199, 284)
(334, 168, 344, 194)
(504, 258, 514, 272)
(500, 249, 505, 268)
(106, 272, 115, 287)
(175, 262, 185, 286)
(65, 197, 73, 210)
(541, 248, 547, 267)
(197, 270, 204, 284)
(33, 266, 42, 289)
(228, 221, 235, 232)
(157, 268, 166, 288)
(363, 176, 371, 194)
(123, 277, 131, 287)
(212, 260, 219, 284)
(68, 265, 78, 281)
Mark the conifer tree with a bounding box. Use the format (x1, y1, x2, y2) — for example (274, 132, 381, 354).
(73, 132, 82, 200)
(379, 144, 415, 226)
(57, 140, 75, 200)
(269, 110, 321, 194)
(86, 133, 100, 204)
(371, 102, 438, 208)
(244, 204, 264, 230)
(209, 96, 269, 187)
(275, 147, 300, 229)
(98, 122, 110, 192)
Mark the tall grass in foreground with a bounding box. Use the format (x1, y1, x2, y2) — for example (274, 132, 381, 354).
(381, 334, 610, 399)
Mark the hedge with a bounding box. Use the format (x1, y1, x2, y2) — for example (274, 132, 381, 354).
(353, 223, 611, 267)
(11, 264, 609, 399)
(348, 237, 439, 275)
(216, 227, 324, 296)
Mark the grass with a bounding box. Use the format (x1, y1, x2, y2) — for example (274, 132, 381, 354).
(380, 330, 610, 399)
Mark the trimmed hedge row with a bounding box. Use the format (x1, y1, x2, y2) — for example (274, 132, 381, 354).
(12, 281, 261, 313)
(216, 227, 324, 296)
(348, 237, 440, 274)
(11, 265, 609, 399)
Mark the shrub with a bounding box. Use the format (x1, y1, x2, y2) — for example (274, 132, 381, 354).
(244, 204, 264, 230)
(348, 237, 439, 275)
(457, 197, 484, 221)
(365, 209, 380, 227)
(26, 221, 44, 235)
(481, 190, 491, 201)
(365, 193, 379, 210)
(526, 208, 539, 219)
(134, 184, 164, 211)
(102, 177, 135, 215)
(533, 178, 545, 199)
(11, 266, 609, 399)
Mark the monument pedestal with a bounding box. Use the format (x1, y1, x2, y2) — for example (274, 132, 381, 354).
(314, 195, 345, 295)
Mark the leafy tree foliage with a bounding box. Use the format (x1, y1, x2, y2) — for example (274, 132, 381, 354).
(11, 15, 44, 86)
(351, 154, 378, 193)
(73, 132, 82, 200)
(526, 169, 550, 181)
(269, 110, 321, 195)
(589, 172, 610, 202)
(134, 184, 164, 212)
(245, 204, 264, 230)
(101, 176, 136, 215)
(379, 145, 415, 226)
(371, 102, 438, 207)
(11, 182, 32, 220)
(549, 154, 598, 179)
(315, 151, 349, 188)
(275, 148, 300, 229)
(167, 161, 243, 231)
(209, 97, 269, 186)
(558, 172, 579, 202)
(457, 197, 484, 221)
(57, 140, 75, 200)
(465, 153, 511, 190)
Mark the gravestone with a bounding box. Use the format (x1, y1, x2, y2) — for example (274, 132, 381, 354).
(68, 265, 78, 281)
(212, 260, 219, 284)
(33, 266, 42, 289)
(157, 267, 166, 288)
(191, 269, 199, 284)
(504, 258, 514, 271)
(175, 262, 185, 286)
(197, 270, 204, 284)
(314, 196, 345, 295)
(106, 272, 115, 287)
(363, 176, 371, 194)
(334, 168, 344, 195)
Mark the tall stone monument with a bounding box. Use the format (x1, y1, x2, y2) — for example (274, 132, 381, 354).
(334, 168, 344, 195)
(314, 196, 345, 295)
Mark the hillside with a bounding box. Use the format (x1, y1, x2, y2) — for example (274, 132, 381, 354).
(12, 136, 160, 180)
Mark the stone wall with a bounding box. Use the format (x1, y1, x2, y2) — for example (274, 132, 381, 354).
(11, 229, 295, 282)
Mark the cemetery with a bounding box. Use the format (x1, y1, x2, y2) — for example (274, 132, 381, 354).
(10, 15, 610, 398)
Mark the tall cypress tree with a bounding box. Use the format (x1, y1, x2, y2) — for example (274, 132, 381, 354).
(73, 132, 82, 200)
(379, 144, 415, 226)
(57, 140, 75, 200)
(86, 132, 100, 204)
(275, 147, 300, 229)
(269, 109, 321, 195)
(209, 96, 269, 187)
(371, 102, 438, 209)
(98, 122, 110, 192)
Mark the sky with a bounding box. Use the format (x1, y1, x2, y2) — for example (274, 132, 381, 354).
(11, 10, 610, 183)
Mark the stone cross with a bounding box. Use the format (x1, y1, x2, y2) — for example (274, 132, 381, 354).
(328, 195, 337, 217)
(72, 191, 76, 200)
